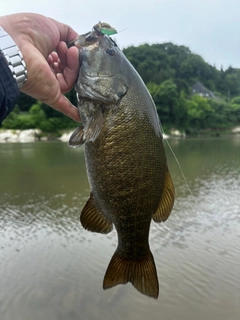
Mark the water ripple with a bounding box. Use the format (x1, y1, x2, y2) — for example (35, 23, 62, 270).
(0, 140, 240, 320)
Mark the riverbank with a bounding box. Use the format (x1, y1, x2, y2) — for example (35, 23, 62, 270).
(0, 129, 73, 143)
(0, 129, 80, 143)
(0, 129, 42, 143)
(0, 127, 239, 143)
(0, 129, 170, 143)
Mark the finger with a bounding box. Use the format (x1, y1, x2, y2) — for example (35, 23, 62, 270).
(56, 47, 79, 92)
(47, 52, 59, 69)
(56, 72, 77, 93)
(66, 46, 79, 70)
(53, 62, 63, 74)
(51, 94, 80, 122)
(51, 51, 59, 62)
(57, 45, 79, 76)
(47, 55, 53, 65)
(56, 41, 68, 65)
(56, 73, 68, 92)
(57, 60, 66, 73)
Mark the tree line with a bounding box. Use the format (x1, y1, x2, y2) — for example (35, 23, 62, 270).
(2, 42, 240, 135)
(123, 43, 240, 134)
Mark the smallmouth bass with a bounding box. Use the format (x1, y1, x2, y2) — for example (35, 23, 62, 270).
(69, 25, 175, 299)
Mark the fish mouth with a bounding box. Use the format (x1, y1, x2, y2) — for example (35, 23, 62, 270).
(84, 74, 114, 79)
(68, 29, 103, 49)
(77, 82, 115, 105)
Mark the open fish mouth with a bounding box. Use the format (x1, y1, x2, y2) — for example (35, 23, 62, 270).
(67, 31, 98, 48)
(68, 29, 104, 49)
(68, 22, 117, 50)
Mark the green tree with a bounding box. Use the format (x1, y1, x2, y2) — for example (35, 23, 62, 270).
(1, 105, 34, 129)
(29, 102, 76, 132)
(147, 80, 179, 126)
(3, 42, 240, 134)
(224, 72, 240, 98)
(186, 95, 213, 129)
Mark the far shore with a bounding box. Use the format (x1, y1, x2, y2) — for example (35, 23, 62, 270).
(0, 127, 239, 143)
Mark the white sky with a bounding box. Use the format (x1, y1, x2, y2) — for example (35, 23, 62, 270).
(1, 0, 239, 70)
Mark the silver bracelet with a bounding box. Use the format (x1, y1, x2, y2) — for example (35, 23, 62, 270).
(0, 26, 27, 89)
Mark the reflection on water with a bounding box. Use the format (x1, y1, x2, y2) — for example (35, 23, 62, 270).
(0, 138, 239, 320)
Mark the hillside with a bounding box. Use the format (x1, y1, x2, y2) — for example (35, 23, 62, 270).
(2, 42, 240, 134)
(123, 43, 240, 133)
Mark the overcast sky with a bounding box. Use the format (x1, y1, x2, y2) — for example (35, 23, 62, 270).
(1, 0, 239, 70)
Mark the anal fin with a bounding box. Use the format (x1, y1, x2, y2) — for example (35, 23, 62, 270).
(80, 193, 113, 234)
(153, 168, 175, 222)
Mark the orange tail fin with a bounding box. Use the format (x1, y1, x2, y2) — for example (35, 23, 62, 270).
(103, 249, 159, 299)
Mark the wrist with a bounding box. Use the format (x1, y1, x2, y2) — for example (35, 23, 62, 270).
(0, 26, 27, 89)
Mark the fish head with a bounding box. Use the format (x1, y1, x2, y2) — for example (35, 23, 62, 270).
(76, 34, 128, 106)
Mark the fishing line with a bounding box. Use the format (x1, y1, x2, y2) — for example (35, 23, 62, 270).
(165, 138, 193, 197)
(159, 122, 196, 208)
(116, 28, 127, 34)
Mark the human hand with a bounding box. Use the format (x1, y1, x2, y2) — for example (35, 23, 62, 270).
(0, 13, 80, 122)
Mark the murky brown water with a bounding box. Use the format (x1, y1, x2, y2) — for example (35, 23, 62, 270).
(0, 136, 239, 320)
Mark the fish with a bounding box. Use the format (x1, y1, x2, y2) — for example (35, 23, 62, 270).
(68, 26, 175, 299)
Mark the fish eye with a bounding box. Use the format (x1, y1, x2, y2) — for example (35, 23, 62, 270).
(106, 48, 117, 56)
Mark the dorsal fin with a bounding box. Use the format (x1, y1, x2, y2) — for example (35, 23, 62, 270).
(153, 168, 175, 222)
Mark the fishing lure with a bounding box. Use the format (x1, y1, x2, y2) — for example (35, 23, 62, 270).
(93, 22, 117, 36)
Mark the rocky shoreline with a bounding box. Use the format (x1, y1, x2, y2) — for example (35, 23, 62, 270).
(0, 127, 239, 143)
(0, 129, 171, 143)
(0, 129, 72, 143)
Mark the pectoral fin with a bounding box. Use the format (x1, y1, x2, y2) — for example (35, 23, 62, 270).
(80, 193, 113, 234)
(68, 107, 104, 148)
(68, 125, 85, 148)
(153, 168, 175, 222)
(83, 107, 104, 142)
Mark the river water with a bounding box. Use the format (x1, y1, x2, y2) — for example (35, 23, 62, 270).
(0, 136, 239, 320)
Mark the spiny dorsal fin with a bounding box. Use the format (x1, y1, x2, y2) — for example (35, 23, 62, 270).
(103, 249, 159, 299)
(68, 125, 85, 148)
(153, 168, 175, 222)
(80, 193, 113, 234)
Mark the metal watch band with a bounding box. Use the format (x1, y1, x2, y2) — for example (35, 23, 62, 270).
(0, 26, 27, 89)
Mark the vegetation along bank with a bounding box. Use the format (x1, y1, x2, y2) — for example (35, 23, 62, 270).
(1, 42, 240, 138)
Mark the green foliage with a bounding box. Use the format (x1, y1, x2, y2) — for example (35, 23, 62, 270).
(2, 101, 76, 132)
(2, 106, 34, 129)
(147, 80, 179, 124)
(186, 95, 213, 129)
(231, 96, 240, 104)
(17, 93, 37, 112)
(29, 101, 76, 132)
(2, 43, 240, 135)
(124, 42, 240, 133)
(224, 72, 240, 97)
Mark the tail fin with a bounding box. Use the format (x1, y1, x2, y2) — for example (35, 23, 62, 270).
(103, 249, 159, 299)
